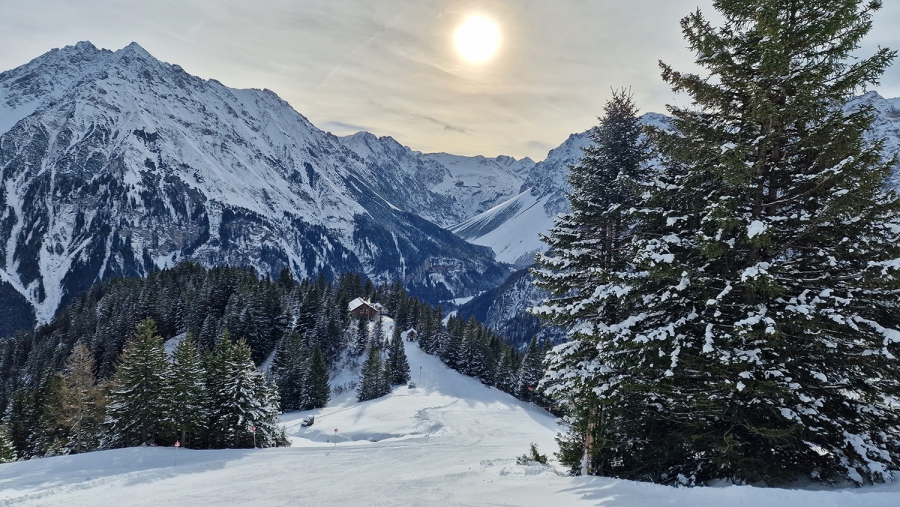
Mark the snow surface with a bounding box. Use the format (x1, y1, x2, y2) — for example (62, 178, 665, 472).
(450, 189, 553, 266)
(2, 330, 900, 506)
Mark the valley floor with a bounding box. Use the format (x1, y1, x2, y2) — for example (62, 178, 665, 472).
(2, 337, 900, 506)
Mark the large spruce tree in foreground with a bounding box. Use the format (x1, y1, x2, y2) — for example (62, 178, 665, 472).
(533, 89, 647, 477)
(538, 0, 900, 485)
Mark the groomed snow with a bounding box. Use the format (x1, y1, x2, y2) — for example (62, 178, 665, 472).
(2, 333, 900, 506)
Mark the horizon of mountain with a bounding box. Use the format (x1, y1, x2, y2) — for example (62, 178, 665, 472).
(0, 41, 552, 337)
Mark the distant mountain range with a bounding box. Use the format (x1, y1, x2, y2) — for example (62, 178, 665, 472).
(3, 41, 900, 344)
(0, 42, 534, 335)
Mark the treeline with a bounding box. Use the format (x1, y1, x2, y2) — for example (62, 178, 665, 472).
(422, 315, 550, 405)
(0, 262, 547, 461)
(1, 263, 382, 408)
(6, 319, 285, 458)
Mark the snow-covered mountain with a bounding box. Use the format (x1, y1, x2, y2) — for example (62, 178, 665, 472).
(449, 132, 590, 267)
(339, 132, 534, 227)
(848, 91, 900, 189)
(449, 113, 671, 267)
(455, 98, 900, 346)
(0, 42, 512, 335)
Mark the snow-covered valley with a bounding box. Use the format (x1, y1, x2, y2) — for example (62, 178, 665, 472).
(2, 333, 900, 506)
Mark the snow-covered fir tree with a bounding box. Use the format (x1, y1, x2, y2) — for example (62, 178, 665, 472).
(355, 318, 370, 354)
(531, 89, 648, 476)
(207, 336, 283, 448)
(104, 319, 170, 448)
(373, 313, 386, 348)
(358, 346, 389, 402)
(387, 334, 411, 386)
(517, 337, 545, 402)
(0, 425, 16, 463)
(271, 332, 309, 412)
(168, 335, 209, 448)
(537, 0, 900, 485)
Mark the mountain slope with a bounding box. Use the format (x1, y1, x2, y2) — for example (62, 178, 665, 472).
(2, 336, 899, 506)
(453, 98, 900, 345)
(449, 113, 672, 266)
(338, 131, 534, 227)
(0, 42, 509, 334)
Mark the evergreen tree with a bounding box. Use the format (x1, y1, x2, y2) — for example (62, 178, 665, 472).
(0, 426, 15, 463)
(495, 348, 521, 395)
(354, 318, 370, 354)
(531, 90, 648, 476)
(271, 332, 308, 412)
(104, 319, 170, 448)
(58, 344, 106, 454)
(373, 313, 386, 348)
(379, 359, 393, 398)
(539, 0, 900, 485)
(5, 372, 70, 459)
(0, 426, 17, 463)
(442, 318, 464, 369)
(209, 337, 282, 448)
(533, 88, 646, 330)
(357, 346, 385, 402)
(168, 335, 208, 447)
(303, 343, 331, 410)
(517, 337, 545, 402)
(386, 334, 411, 386)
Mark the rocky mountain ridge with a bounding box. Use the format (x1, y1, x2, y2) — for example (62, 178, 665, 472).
(0, 42, 521, 335)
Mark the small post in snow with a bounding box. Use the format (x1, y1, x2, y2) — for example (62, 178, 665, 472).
(174, 440, 180, 468)
(251, 426, 257, 448)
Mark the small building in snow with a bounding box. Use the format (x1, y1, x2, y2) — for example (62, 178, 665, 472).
(349, 297, 379, 319)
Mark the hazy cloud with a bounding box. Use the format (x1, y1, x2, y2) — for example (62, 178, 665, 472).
(2, 0, 899, 160)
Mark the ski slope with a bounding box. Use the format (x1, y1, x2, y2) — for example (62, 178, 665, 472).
(2, 334, 900, 506)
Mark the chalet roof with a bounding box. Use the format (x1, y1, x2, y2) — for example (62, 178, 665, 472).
(348, 297, 375, 312)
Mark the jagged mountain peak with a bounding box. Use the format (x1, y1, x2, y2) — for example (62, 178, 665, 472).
(0, 42, 510, 335)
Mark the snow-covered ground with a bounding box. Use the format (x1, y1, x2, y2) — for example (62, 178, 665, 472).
(2, 333, 900, 506)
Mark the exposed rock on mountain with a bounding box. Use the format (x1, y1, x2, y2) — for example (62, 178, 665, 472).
(0, 42, 510, 336)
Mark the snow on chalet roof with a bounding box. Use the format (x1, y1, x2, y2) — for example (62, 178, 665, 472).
(348, 297, 374, 312)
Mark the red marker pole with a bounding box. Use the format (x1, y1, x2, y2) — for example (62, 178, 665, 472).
(174, 440, 180, 467)
(252, 426, 257, 448)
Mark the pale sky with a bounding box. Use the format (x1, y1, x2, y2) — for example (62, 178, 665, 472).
(2, 0, 900, 160)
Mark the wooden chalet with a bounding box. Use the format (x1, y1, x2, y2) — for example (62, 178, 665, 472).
(348, 297, 379, 319)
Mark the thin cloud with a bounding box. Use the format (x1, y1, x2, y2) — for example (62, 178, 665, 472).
(1, 0, 899, 160)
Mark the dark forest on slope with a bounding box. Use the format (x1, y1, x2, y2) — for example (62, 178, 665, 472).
(0, 263, 548, 460)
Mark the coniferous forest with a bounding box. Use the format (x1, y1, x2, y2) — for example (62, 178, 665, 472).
(0, 263, 542, 461)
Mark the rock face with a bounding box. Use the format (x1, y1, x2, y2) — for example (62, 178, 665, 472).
(338, 132, 534, 228)
(0, 42, 512, 335)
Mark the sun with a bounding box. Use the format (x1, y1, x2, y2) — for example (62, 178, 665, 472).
(454, 16, 500, 63)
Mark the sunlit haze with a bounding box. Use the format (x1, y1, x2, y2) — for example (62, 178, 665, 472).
(455, 16, 500, 63)
(2, 0, 900, 160)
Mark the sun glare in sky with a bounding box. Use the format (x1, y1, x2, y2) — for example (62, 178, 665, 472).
(454, 16, 500, 63)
